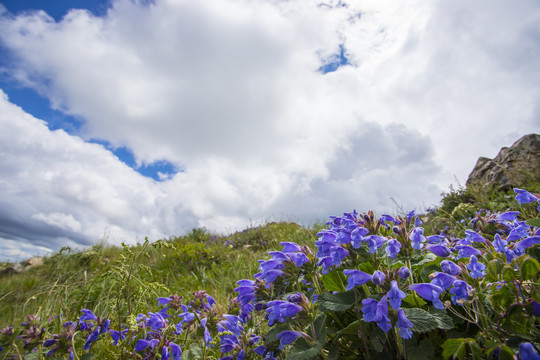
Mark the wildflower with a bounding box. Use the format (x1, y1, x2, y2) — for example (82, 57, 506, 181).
(408, 283, 444, 309)
(519, 342, 540, 360)
(455, 245, 482, 259)
(386, 239, 402, 259)
(276, 331, 304, 350)
(493, 234, 508, 253)
(463, 230, 486, 244)
(427, 244, 452, 257)
(430, 272, 457, 290)
(365, 235, 386, 253)
(507, 223, 530, 242)
(265, 301, 303, 326)
(514, 188, 539, 205)
(387, 281, 406, 310)
(396, 309, 413, 339)
(409, 227, 426, 250)
(449, 280, 470, 306)
(427, 235, 445, 244)
(343, 269, 372, 291)
(497, 211, 520, 222)
(515, 236, 540, 251)
(374, 296, 392, 332)
(371, 270, 386, 285)
(109, 329, 127, 346)
(397, 267, 411, 279)
(281, 242, 302, 253)
(135, 338, 159, 352)
(361, 299, 378, 322)
(79, 309, 97, 322)
(440, 260, 462, 275)
(467, 255, 486, 279)
(351, 226, 369, 248)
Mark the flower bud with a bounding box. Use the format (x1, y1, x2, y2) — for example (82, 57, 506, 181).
(397, 266, 411, 279)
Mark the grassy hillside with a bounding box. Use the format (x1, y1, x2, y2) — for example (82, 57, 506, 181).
(0, 183, 538, 359)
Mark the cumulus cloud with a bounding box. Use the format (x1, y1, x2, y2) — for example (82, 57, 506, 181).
(0, 0, 539, 261)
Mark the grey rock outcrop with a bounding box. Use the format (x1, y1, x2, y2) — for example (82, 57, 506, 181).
(466, 134, 540, 190)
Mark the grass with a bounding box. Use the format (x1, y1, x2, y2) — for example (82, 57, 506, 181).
(0, 182, 538, 333)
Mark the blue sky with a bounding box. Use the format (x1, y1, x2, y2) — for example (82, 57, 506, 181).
(0, 0, 178, 182)
(0, 0, 539, 261)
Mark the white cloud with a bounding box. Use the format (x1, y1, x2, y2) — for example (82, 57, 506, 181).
(0, 0, 539, 261)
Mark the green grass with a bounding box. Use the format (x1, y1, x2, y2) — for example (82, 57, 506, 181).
(0, 182, 538, 331)
(0, 221, 319, 327)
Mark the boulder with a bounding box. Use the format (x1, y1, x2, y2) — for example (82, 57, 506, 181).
(466, 134, 540, 191)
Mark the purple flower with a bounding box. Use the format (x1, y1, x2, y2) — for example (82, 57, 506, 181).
(351, 227, 369, 248)
(79, 309, 97, 322)
(396, 309, 413, 339)
(427, 244, 452, 257)
(408, 283, 444, 309)
(371, 270, 386, 285)
(467, 255, 486, 279)
(507, 223, 530, 242)
(343, 269, 372, 291)
(515, 236, 540, 251)
(374, 296, 392, 332)
(440, 260, 462, 275)
(449, 280, 470, 306)
(397, 267, 411, 279)
(361, 299, 378, 322)
(265, 301, 303, 326)
(514, 188, 539, 205)
(387, 281, 406, 309)
(430, 272, 457, 290)
(464, 230, 486, 244)
(455, 245, 482, 259)
(276, 331, 303, 350)
(365, 235, 386, 253)
(519, 342, 540, 360)
(109, 329, 127, 346)
(497, 211, 520, 222)
(409, 227, 426, 250)
(135, 339, 159, 352)
(493, 234, 508, 253)
(427, 235, 445, 244)
(83, 329, 99, 350)
(281, 242, 302, 253)
(386, 239, 402, 259)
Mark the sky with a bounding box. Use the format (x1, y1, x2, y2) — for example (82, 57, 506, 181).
(0, 0, 539, 262)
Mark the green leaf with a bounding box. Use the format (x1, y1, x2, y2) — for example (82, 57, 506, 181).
(23, 353, 40, 360)
(402, 308, 440, 333)
(413, 253, 438, 267)
(502, 265, 516, 282)
(321, 270, 345, 292)
(520, 256, 540, 280)
(407, 339, 435, 360)
(402, 293, 426, 307)
(526, 218, 540, 228)
(286, 338, 323, 360)
(182, 343, 203, 360)
(313, 314, 327, 342)
(318, 290, 355, 312)
(428, 308, 454, 330)
(336, 320, 359, 337)
(488, 259, 504, 279)
(441, 338, 467, 360)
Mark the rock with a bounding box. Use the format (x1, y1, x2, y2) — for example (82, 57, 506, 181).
(0, 256, 44, 277)
(466, 134, 540, 191)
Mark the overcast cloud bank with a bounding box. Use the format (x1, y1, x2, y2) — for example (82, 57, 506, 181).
(0, 0, 539, 261)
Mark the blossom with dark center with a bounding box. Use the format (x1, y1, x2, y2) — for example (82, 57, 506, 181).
(449, 280, 471, 306)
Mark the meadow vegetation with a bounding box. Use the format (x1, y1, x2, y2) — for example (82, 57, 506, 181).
(0, 184, 539, 359)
